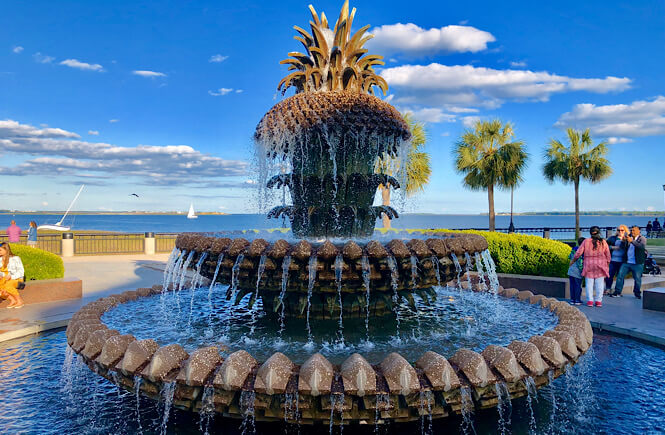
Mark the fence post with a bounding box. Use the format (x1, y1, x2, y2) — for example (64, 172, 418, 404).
(605, 227, 613, 238)
(144, 232, 156, 255)
(543, 228, 550, 239)
(62, 232, 74, 257)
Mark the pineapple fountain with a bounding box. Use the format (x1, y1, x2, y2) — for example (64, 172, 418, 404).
(65, 2, 593, 430)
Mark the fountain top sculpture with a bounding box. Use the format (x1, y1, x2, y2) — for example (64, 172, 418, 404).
(254, 0, 410, 238)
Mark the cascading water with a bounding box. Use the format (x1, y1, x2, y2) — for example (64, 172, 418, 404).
(495, 381, 512, 435)
(206, 254, 224, 334)
(329, 392, 345, 435)
(278, 255, 291, 338)
(134, 375, 144, 433)
(451, 253, 462, 286)
(249, 254, 268, 336)
(306, 255, 318, 347)
(199, 384, 216, 434)
(460, 386, 475, 435)
(240, 390, 256, 435)
(464, 252, 474, 289)
(188, 253, 208, 328)
(386, 255, 401, 339)
(375, 393, 390, 433)
(419, 391, 433, 435)
(334, 253, 344, 345)
(361, 255, 371, 344)
(474, 252, 487, 291)
(409, 255, 418, 290)
(482, 250, 499, 294)
(178, 251, 195, 292)
(162, 248, 180, 293)
(525, 376, 538, 433)
(230, 254, 245, 298)
(431, 256, 441, 287)
(159, 381, 176, 435)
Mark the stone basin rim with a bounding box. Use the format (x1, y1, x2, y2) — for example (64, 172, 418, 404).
(66, 283, 593, 424)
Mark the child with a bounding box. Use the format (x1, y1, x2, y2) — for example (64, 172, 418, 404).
(567, 237, 585, 305)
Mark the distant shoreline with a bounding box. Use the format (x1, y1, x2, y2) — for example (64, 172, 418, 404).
(0, 211, 229, 216)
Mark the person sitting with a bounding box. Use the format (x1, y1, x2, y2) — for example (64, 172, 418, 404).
(0, 242, 25, 308)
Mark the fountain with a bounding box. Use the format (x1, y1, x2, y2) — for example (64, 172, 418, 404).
(65, 1, 592, 429)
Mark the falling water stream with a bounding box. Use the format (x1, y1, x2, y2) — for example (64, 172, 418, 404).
(361, 255, 371, 344)
(278, 255, 292, 338)
(334, 253, 345, 345)
(306, 255, 318, 347)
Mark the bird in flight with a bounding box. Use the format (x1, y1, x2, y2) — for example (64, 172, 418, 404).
(130, 193, 139, 197)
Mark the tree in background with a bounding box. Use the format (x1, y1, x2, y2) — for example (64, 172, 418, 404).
(543, 128, 612, 240)
(376, 112, 431, 228)
(454, 119, 528, 231)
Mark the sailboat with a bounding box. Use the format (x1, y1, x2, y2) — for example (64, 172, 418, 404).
(38, 185, 85, 231)
(187, 202, 198, 219)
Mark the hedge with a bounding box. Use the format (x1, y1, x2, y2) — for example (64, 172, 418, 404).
(376, 228, 571, 278)
(8, 245, 65, 281)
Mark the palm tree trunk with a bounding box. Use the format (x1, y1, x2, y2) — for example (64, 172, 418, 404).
(488, 184, 495, 231)
(574, 178, 580, 240)
(381, 184, 391, 229)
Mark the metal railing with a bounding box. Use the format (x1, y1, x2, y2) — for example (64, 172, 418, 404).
(74, 233, 145, 255)
(155, 233, 177, 253)
(0, 234, 62, 254)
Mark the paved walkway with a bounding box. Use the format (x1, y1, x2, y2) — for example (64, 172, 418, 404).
(0, 254, 664, 348)
(0, 254, 169, 342)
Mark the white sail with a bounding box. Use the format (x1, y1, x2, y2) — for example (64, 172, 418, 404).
(38, 185, 85, 231)
(187, 202, 198, 219)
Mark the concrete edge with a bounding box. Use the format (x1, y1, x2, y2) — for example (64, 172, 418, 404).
(0, 318, 69, 343)
(590, 321, 665, 348)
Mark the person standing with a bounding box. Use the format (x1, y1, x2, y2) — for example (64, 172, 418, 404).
(605, 225, 627, 294)
(6, 220, 21, 243)
(653, 218, 662, 234)
(614, 226, 647, 299)
(567, 237, 585, 305)
(27, 221, 38, 247)
(571, 226, 610, 307)
(646, 221, 653, 238)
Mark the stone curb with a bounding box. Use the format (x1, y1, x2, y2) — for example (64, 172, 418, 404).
(65, 281, 593, 425)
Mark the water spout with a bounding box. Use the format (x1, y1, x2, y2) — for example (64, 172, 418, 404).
(278, 255, 292, 338)
(334, 254, 345, 345)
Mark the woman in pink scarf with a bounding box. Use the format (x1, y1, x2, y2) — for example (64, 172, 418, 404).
(571, 225, 610, 307)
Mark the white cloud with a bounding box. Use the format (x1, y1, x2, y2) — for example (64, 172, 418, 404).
(42, 201, 48, 206)
(109, 119, 119, 123)
(12, 46, 24, 54)
(235, 89, 243, 93)
(440, 132, 450, 137)
(368, 23, 496, 56)
(462, 116, 481, 128)
(556, 96, 665, 140)
(33, 52, 55, 63)
(403, 107, 456, 123)
(209, 54, 229, 63)
(0, 119, 248, 185)
(510, 61, 527, 68)
(606, 137, 633, 144)
(88, 130, 99, 136)
(132, 70, 166, 78)
(381, 63, 631, 109)
(209, 88, 235, 96)
(60, 59, 104, 72)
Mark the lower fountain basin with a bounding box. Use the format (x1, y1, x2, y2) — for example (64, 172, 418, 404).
(66, 283, 592, 425)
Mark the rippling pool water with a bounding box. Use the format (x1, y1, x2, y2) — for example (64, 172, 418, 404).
(0, 330, 663, 434)
(102, 285, 558, 364)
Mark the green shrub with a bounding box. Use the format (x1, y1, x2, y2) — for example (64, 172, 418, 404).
(460, 230, 570, 278)
(8, 245, 64, 281)
(378, 228, 571, 278)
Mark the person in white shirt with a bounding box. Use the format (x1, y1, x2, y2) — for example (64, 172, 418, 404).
(0, 243, 25, 308)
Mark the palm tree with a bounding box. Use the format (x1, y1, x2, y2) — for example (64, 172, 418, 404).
(454, 119, 528, 231)
(376, 112, 431, 228)
(543, 128, 612, 240)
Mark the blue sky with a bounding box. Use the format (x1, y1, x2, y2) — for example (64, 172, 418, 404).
(2, 0, 664, 214)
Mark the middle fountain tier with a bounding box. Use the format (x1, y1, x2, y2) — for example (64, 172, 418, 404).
(175, 232, 489, 319)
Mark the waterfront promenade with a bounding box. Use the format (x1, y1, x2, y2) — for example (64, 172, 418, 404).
(0, 253, 663, 348)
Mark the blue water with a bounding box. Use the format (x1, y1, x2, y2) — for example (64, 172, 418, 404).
(1, 213, 661, 236)
(0, 329, 662, 434)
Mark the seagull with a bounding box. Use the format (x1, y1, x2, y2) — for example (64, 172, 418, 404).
(130, 193, 139, 197)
